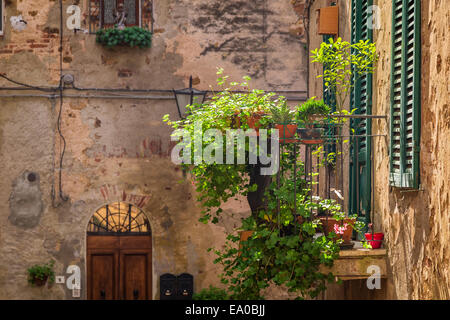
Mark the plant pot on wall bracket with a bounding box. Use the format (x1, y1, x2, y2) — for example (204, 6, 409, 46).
(233, 111, 267, 136)
(297, 127, 324, 144)
(27, 260, 55, 287)
(31, 275, 48, 287)
(275, 124, 298, 143)
(247, 112, 266, 135)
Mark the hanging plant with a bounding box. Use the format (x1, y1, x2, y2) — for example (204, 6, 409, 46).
(96, 26, 152, 48)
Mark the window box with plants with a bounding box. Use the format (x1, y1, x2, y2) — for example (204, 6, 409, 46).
(96, 26, 152, 49)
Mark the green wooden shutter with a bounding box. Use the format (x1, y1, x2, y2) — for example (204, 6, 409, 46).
(389, 0, 421, 189)
(349, 0, 373, 225)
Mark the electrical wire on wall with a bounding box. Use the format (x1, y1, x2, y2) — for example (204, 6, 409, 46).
(0, 0, 309, 206)
(57, 0, 69, 202)
(0, 1, 69, 204)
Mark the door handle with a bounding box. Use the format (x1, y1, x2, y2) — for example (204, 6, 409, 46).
(100, 290, 106, 300)
(133, 289, 139, 300)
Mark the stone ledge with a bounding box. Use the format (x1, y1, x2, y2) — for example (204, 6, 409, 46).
(321, 246, 388, 280)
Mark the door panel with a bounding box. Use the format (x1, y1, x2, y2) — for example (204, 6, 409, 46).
(88, 252, 118, 300)
(121, 253, 149, 300)
(87, 235, 119, 250)
(87, 235, 152, 300)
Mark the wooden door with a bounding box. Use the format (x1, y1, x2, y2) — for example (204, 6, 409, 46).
(87, 235, 152, 300)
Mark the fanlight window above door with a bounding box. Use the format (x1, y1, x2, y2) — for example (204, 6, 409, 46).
(88, 202, 151, 235)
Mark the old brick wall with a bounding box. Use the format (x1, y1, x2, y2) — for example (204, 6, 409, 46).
(0, 0, 309, 299)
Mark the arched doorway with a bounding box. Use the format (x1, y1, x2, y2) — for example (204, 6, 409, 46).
(86, 202, 152, 300)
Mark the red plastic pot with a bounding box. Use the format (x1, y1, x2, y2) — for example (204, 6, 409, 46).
(365, 232, 384, 249)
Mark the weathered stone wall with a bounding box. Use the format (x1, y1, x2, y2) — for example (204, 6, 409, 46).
(0, 0, 309, 299)
(307, 0, 449, 300)
(309, 0, 449, 300)
(371, 0, 450, 299)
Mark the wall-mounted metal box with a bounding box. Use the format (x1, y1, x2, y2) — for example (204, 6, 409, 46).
(318, 6, 339, 35)
(177, 273, 193, 300)
(160, 273, 177, 300)
(159, 273, 193, 300)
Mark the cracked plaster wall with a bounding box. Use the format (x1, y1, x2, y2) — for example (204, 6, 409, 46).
(0, 0, 309, 299)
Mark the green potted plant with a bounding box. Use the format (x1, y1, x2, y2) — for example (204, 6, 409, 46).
(27, 260, 55, 287)
(235, 107, 268, 135)
(296, 98, 331, 144)
(269, 102, 297, 143)
(317, 198, 370, 249)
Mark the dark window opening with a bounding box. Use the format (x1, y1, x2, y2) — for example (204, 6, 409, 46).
(88, 0, 153, 34)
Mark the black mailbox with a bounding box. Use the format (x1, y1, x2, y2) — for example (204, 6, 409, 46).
(159, 273, 194, 300)
(177, 273, 194, 300)
(160, 273, 177, 300)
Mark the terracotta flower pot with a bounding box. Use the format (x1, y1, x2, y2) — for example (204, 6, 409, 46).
(233, 111, 266, 135)
(365, 232, 384, 249)
(32, 275, 48, 287)
(247, 112, 266, 135)
(320, 217, 355, 244)
(275, 124, 298, 143)
(239, 230, 254, 243)
(238, 230, 254, 257)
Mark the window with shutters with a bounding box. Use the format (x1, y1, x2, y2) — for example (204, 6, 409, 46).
(349, 0, 373, 222)
(389, 0, 421, 189)
(88, 0, 153, 34)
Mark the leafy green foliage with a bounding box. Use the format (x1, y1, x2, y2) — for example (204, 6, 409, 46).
(163, 69, 368, 300)
(269, 101, 294, 124)
(193, 285, 229, 300)
(27, 260, 55, 285)
(296, 97, 331, 123)
(210, 144, 349, 299)
(96, 27, 152, 48)
(164, 68, 280, 224)
(311, 37, 378, 111)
